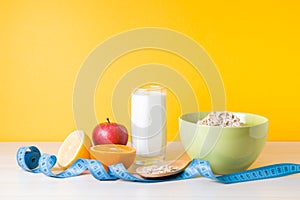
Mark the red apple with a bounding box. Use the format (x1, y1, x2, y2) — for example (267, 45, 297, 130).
(92, 118, 128, 145)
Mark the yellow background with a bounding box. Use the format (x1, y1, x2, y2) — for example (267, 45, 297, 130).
(1, 0, 300, 141)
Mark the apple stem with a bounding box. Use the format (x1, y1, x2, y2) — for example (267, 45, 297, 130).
(106, 118, 110, 123)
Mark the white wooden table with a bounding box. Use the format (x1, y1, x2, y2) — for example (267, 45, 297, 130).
(1, 142, 299, 200)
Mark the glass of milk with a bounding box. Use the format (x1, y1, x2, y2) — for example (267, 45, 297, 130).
(131, 85, 167, 165)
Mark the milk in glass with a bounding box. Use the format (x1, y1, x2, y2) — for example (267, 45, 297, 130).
(131, 85, 166, 165)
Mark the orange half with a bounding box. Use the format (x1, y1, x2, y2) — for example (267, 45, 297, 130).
(90, 144, 136, 170)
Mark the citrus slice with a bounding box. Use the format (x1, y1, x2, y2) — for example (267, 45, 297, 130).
(57, 130, 92, 169)
(90, 144, 136, 171)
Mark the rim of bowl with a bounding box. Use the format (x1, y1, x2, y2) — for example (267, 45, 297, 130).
(179, 111, 268, 129)
(90, 144, 136, 154)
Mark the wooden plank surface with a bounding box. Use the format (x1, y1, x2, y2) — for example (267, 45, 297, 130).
(1, 142, 299, 200)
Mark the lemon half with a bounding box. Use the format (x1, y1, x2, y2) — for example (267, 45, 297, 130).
(57, 130, 92, 169)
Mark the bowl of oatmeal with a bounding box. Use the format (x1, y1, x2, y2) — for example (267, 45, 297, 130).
(179, 112, 268, 174)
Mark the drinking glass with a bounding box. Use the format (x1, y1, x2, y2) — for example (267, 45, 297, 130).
(131, 85, 167, 165)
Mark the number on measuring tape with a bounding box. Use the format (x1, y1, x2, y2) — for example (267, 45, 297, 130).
(16, 146, 300, 184)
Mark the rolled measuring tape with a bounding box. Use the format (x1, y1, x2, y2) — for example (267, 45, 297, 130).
(17, 146, 300, 184)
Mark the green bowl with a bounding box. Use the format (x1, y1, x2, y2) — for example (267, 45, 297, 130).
(179, 112, 268, 174)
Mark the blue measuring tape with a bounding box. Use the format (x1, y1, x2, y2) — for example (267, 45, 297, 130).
(17, 146, 300, 184)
